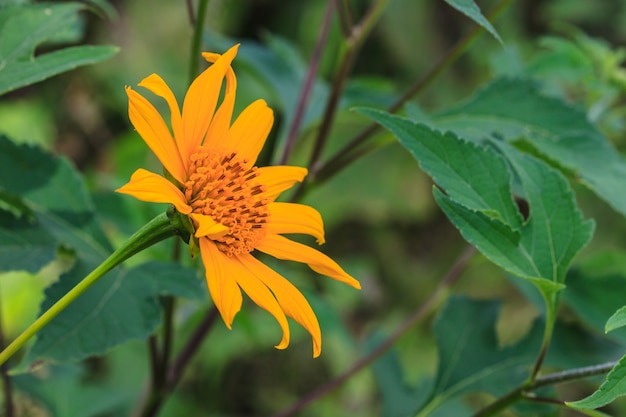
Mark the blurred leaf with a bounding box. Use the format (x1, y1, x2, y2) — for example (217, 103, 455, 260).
(441, 0, 502, 43)
(20, 261, 204, 365)
(0, 2, 118, 96)
(432, 78, 626, 219)
(417, 296, 542, 416)
(568, 353, 626, 410)
(12, 363, 127, 417)
(0, 210, 56, 273)
(563, 254, 626, 345)
(366, 332, 433, 417)
(606, 307, 626, 333)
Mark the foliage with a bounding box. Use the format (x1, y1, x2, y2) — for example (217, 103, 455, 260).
(1, 0, 626, 417)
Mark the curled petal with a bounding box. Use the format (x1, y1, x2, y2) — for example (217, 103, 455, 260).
(203, 68, 236, 150)
(137, 74, 183, 153)
(180, 44, 239, 164)
(199, 238, 243, 328)
(229, 99, 274, 165)
(257, 235, 361, 289)
(116, 168, 191, 214)
(239, 253, 322, 357)
(267, 202, 325, 244)
(126, 87, 186, 183)
(255, 166, 307, 201)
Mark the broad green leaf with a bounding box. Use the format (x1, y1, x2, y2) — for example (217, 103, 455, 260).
(0, 3, 118, 95)
(563, 254, 626, 344)
(415, 296, 620, 416)
(416, 296, 543, 416)
(0, 135, 111, 253)
(361, 111, 593, 286)
(0, 210, 56, 273)
(606, 307, 626, 333)
(12, 364, 127, 417)
(358, 109, 522, 228)
(568, 353, 626, 410)
(431, 78, 626, 219)
(366, 332, 433, 417)
(21, 261, 204, 365)
(441, 0, 502, 43)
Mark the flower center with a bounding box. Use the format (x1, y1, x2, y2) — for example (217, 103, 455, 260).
(184, 147, 268, 256)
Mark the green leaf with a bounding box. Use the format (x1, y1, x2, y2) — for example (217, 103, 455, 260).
(441, 0, 502, 43)
(0, 3, 118, 95)
(432, 78, 626, 219)
(568, 353, 626, 410)
(360, 111, 593, 286)
(0, 210, 56, 273)
(12, 364, 127, 416)
(563, 254, 626, 345)
(606, 307, 626, 333)
(21, 261, 205, 365)
(416, 296, 543, 416)
(358, 109, 522, 228)
(366, 332, 432, 417)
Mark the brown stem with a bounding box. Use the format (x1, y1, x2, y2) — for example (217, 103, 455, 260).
(295, 0, 513, 200)
(305, 0, 390, 174)
(271, 245, 476, 417)
(279, 0, 337, 165)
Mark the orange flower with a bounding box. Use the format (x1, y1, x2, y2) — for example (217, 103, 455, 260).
(117, 44, 360, 357)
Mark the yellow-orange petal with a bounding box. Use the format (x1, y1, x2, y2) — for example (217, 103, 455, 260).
(116, 168, 191, 214)
(203, 67, 236, 150)
(137, 74, 183, 154)
(180, 45, 239, 164)
(190, 213, 229, 239)
(126, 87, 186, 184)
(228, 99, 273, 165)
(239, 253, 322, 357)
(199, 238, 243, 328)
(255, 166, 307, 201)
(266, 202, 325, 244)
(233, 254, 291, 350)
(256, 234, 361, 289)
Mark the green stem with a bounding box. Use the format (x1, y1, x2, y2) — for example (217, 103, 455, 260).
(188, 0, 210, 83)
(0, 212, 180, 367)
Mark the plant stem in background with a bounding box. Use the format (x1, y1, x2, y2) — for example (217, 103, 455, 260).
(271, 245, 476, 417)
(304, 0, 390, 174)
(472, 361, 617, 417)
(140, 307, 220, 417)
(337, 0, 353, 38)
(294, 0, 513, 200)
(188, 0, 210, 83)
(279, 0, 336, 165)
(0, 285, 14, 417)
(0, 212, 179, 367)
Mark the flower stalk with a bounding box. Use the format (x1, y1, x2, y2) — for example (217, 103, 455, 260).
(0, 212, 180, 367)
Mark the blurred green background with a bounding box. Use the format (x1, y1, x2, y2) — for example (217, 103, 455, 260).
(2, 0, 626, 416)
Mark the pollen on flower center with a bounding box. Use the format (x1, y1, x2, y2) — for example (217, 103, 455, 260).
(184, 147, 268, 256)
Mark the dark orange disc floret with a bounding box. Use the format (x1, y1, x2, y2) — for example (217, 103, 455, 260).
(184, 147, 269, 256)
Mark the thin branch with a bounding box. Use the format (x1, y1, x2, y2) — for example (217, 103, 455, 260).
(305, 0, 390, 175)
(271, 245, 476, 417)
(294, 0, 513, 200)
(472, 361, 618, 417)
(337, 0, 353, 39)
(279, 0, 337, 165)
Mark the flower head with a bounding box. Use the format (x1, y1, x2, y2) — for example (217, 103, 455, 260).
(117, 44, 360, 357)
